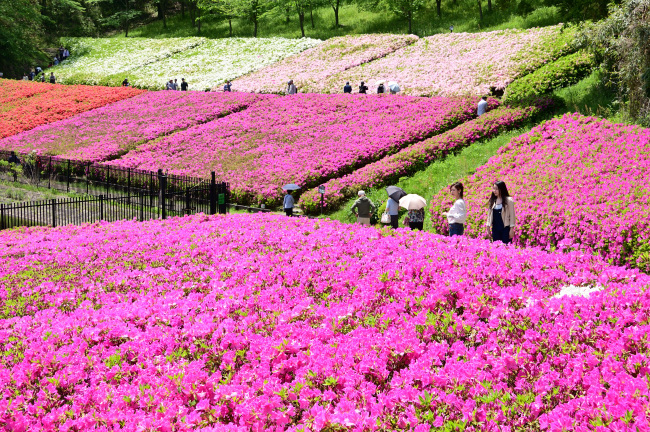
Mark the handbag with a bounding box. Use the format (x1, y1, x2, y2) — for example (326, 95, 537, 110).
(380, 212, 391, 224)
(403, 216, 410, 227)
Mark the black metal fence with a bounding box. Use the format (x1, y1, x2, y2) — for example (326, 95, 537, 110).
(0, 152, 231, 230)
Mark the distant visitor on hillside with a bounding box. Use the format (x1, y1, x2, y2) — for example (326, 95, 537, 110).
(181, 78, 189, 91)
(486, 180, 516, 244)
(223, 81, 232, 92)
(283, 190, 295, 216)
(351, 191, 375, 225)
(49, 72, 56, 84)
(174, 79, 179, 90)
(53, 57, 59, 66)
(441, 181, 467, 236)
(7, 151, 20, 165)
(477, 96, 488, 116)
(359, 81, 368, 94)
(343, 82, 352, 93)
(377, 82, 385, 94)
(166, 80, 174, 90)
(287, 80, 297, 94)
(122, 78, 130, 87)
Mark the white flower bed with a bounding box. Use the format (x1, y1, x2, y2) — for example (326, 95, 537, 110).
(52, 37, 321, 90)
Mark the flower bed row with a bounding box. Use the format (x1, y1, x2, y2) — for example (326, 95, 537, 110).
(429, 114, 650, 272)
(0, 214, 648, 431)
(52, 37, 321, 90)
(107, 94, 479, 205)
(0, 79, 144, 139)
(0, 91, 268, 162)
(299, 102, 535, 214)
(502, 50, 594, 104)
(321, 25, 576, 96)
(230, 34, 418, 94)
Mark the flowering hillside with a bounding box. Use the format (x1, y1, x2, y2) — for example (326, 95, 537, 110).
(53, 37, 321, 90)
(322, 25, 575, 96)
(53, 37, 208, 86)
(108, 94, 480, 204)
(0, 92, 268, 162)
(429, 114, 650, 272)
(0, 79, 144, 138)
(230, 34, 418, 94)
(0, 214, 648, 431)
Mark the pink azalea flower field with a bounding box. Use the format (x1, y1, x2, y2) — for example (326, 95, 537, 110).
(0, 92, 267, 162)
(1, 214, 648, 431)
(230, 34, 418, 94)
(107, 94, 481, 204)
(429, 114, 650, 272)
(299, 104, 533, 214)
(321, 26, 575, 96)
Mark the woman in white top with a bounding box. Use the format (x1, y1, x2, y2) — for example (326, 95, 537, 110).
(442, 182, 467, 236)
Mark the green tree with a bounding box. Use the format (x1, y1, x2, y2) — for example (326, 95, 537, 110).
(578, 0, 650, 125)
(543, 0, 621, 22)
(0, 0, 44, 77)
(383, 0, 425, 33)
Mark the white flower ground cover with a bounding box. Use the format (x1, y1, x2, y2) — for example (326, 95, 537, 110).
(52, 37, 321, 90)
(128, 38, 321, 91)
(53, 37, 207, 86)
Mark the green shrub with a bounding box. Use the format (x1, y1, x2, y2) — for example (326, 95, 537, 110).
(503, 50, 594, 104)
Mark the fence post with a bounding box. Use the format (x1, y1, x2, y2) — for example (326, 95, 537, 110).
(106, 165, 109, 196)
(99, 195, 104, 221)
(127, 168, 131, 204)
(48, 157, 52, 189)
(67, 159, 70, 192)
(185, 189, 191, 215)
(86, 163, 90, 195)
(158, 169, 167, 220)
(209, 172, 216, 215)
(139, 191, 144, 221)
(51, 199, 56, 227)
(0, 204, 4, 230)
(218, 182, 228, 215)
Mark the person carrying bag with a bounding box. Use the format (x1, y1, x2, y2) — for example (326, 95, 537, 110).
(485, 180, 516, 244)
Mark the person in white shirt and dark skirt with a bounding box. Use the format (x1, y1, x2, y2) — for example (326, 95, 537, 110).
(442, 181, 466, 236)
(485, 180, 516, 244)
(283, 190, 295, 216)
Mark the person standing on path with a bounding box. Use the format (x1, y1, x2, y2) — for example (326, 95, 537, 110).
(283, 190, 295, 216)
(287, 80, 297, 94)
(359, 81, 368, 94)
(442, 181, 467, 236)
(122, 78, 130, 87)
(343, 82, 352, 93)
(385, 195, 399, 229)
(223, 81, 232, 92)
(49, 72, 56, 84)
(377, 82, 385, 94)
(181, 78, 189, 91)
(407, 208, 425, 231)
(477, 96, 488, 116)
(351, 191, 375, 225)
(486, 180, 516, 244)
(173, 79, 179, 90)
(166, 80, 173, 90)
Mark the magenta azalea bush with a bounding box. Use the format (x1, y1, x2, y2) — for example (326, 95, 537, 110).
(429, 114, 650, 272)
(0, 92, 266, 162)
(0, 214, 649, 431)
(323, 26, 575, 96)
(230, 34, 418, 94)
(108, 94, 479, 205)
(299, 103, 534, 214)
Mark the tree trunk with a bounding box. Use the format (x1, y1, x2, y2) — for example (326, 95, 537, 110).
(253, 16, 258, 37)
(181, 0, 185, 18)
(40, 0, 47, 16)
(285, 8, 291, 23)
(436, 0, 441, 17)
(125, 0, 129, 36)
(299, 12, 305, 37)
(162, 0, 167, 28)
(477, 0, 482, 20)
(487, 0, 492, 12)
(229, 18, 232, 36)
(190, 2, 196, 27)
(408, 11, 412, 33)
(333, 3, 339, 27)
(197, 8, 201, 34)
(310, 8, 314, 29)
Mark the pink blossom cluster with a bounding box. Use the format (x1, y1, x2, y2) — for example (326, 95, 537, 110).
(300, 101, 540, 214)
(230, 34, 418, 94)
(0, 92, 267, 162)
(107, 94, 478, 204)
(322, 26, 574, 96)
(429, 114, 650, 272)
(0, 214, 648, 431)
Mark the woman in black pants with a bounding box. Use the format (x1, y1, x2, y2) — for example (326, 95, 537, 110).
(485, 181, 516, 244)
